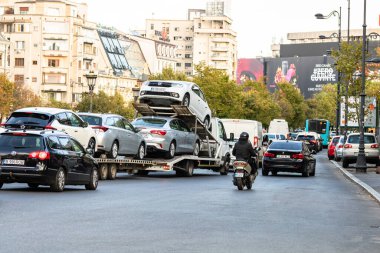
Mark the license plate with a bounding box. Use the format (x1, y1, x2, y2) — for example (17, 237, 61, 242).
(354, 152, 369, 156)
(151, 87, 166, 92)
(234, 172, 244, 178)
(2, 159, 25, 165)
(276, 155, 290, 158)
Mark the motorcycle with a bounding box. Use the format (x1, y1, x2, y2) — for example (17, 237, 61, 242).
(232, 157, 258, 190)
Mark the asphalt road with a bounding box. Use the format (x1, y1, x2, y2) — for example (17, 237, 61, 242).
(1, 151, 380, 253)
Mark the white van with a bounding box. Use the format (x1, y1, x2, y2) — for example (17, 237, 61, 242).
(221, 119, 263, 166)
(268, 119, 289, 136)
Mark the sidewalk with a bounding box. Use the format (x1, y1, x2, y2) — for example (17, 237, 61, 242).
(331, 161, 380, 204)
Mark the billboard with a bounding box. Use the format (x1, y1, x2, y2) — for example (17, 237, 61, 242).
(340, 97, 377, 127)
(265, 56, 338, 99)
(236, 58, 264, 84)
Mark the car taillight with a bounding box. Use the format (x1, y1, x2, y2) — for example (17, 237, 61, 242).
(371, 144, 379, 148)
(264, 152, 275, 158)
(0, 123, 5, 127)
(233, 161, 247, 167)
(28, 151, 50, 160)
(45, 122, 57, 130)
(92, 126, 109, 132)
(292, 153, 304, 159)
(150, 129, 167, 136)
(344, 144, 352, 148)
(338, 144, 343, 148)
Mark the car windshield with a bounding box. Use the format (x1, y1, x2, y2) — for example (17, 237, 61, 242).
(132, 118, 167, 128)
(268, 141, 302, 151)
(347, 135, 375, 144)
(332, 137, 340, 145)
(296, 135, 315, 141)
(0, 133, 45, 152)
(5, 112, 51, 129)
(80, 115, 102, 126)
(267, 134, 276, 140)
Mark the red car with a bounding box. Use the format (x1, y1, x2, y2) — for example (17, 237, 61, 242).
(328, 136, 341, 160)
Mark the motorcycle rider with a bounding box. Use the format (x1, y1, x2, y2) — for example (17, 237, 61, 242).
(232, 132, 258, 175)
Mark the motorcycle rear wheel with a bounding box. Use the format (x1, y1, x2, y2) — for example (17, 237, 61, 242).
(236, 178, 243, 190)
(246, 176, 253, 190)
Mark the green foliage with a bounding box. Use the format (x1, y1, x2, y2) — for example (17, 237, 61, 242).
(149, 67, 189, 81)
(274, 82, 307, 129)
(0, 74, 14, 121)
(12, 83, 42, 110)
(306, 84, 337, 124)
(45, 99, 72, 109)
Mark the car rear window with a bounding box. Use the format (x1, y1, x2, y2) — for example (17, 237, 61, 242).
(296, 135, 315, 141)
(5, 112, 51, 129)
(132, 118, 167, 127)
(347, 135, 376, 144)
(332, 137, 340, 145)
(0, 133, 45, 152)
(268, 141, 302, 151)
(79, 115, 102, 126)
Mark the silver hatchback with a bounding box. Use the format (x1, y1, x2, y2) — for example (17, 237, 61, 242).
(131, 116, 200, 158)
(79, 113, 146, 159)
(342, 133, 380, 168)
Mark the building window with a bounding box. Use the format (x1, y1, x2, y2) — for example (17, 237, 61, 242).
(185, 63, 192, 68)
(176, 54, 182, 57)
(185, 72, 192, 75)
(14, 75, 24, 85)
(45, 7, 60, 16)
(84, 60, 91, 70)
(84, 43, 92, 54)
(185, 37, 192, 41)
(185, 54, 192, 59)
(186, 45, 192, 50)
(176, 63, 181, 67)
(19, 7, 29, 15)
(32, 60, 37, 65)
(15, 58, 24, 67)
(6, 24, 12, 32)
(150, 24, 154, 30)
(43, 73, 66, 84)
(48, 59, 59, 67)
(78, 60, 81, 69)
(174, 27, 179, 31)
(78, 77, 82, 84)
(14, 24, 25, 32)
(32, 77, 37, 82)
(93, 47, 97, 55)
(16, 41, 25, 50)
(198, 23, 201, 29)
(0, 54, 2, 67)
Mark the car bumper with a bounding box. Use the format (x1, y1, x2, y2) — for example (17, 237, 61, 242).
(0, 166, 57, 184)
(139, 96, 182, 107)
(263, 159, 305, 173)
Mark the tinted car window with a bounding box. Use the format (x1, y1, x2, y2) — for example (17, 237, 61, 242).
(177, 120, 190, 132)
(59, 137, 74, 151)
(70, 139, 84, 153)
(5, 112, 51, 128)
(80, 115, 102, 126)
(296, 135, 315, 141)
(114, 117, 125, 129)
(0, 133, 44, 152)
(169, 120, 180, 130)
(332, 137, 340, 145)
(133, 118, 167, 127)
(105, 117, 116, 126)
(123, 119, 135, 132)
(56, 112, 70, 126)
(47, 136, 62, 149)
(268, 141, 302, 151)
(66, 112, 82, 127)
(348, 135, 375, 144)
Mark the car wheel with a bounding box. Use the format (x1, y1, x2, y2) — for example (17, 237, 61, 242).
(98, 164, 108, 180)
(85, 168, 98, 190)
(50, 168, 65, 192)
(342, 158, 349, 168)
(220, 157, 230, 176)
(376, 159, 380, 167)
(87, 138, 96, 156)
(193, 141, 200, 156)
(28, 183, 39, 188)
(236, 178, 243, 190)
(302, 164, 310, 177)
(107, 164, 118, 180)
(310, 164, 316, 176)
(182, 94, 190, 107)
(109, 141, 119, 159)
(135, 143, 145, 160)
(328, 155, 333, 160)
(203, 116, 210, 130)
(262, 168, 269, 176)
(166, 141, 176, 159)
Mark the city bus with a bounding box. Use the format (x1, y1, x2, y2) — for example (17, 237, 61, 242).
(305, 119, 330, 147)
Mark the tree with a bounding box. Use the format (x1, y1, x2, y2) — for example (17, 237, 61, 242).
(192, 63, 244, 118)
(12, 83, 42, 111)
(75, 91, 112, 113)
(0, 74, 14, 121)
(45, 99, 72, 110)
(111, 92, 135, 119)
(149, 67, 189, 81)
(274, 82, 307, 129)
(306, 84, 337, 124)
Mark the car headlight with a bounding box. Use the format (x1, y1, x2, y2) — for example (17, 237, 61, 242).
(170, 93, 180, 98)
(140, 91, 146, 95)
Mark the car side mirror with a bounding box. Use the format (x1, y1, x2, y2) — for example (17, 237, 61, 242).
(82, 122, 88, 128)
(86, 148, 94, 155)
(229, 133, 234, 142)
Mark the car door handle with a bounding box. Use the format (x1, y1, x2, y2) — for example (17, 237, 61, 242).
(74, 130, 78, 133)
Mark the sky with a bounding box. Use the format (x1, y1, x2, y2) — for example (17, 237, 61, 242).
(82, 0, 380, 58)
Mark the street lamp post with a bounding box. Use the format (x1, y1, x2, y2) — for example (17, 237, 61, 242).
(355, 0, 367, 173)
(316, 7, 342, 134)
(85, 71, 97, 113)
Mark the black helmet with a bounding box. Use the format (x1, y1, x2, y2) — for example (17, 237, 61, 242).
(240, 132, 249, 141)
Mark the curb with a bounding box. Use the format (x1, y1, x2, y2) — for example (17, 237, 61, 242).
(331, 160, 380, 205)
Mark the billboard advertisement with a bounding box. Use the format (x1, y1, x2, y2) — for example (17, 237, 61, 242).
(340, 97, 377, 127)
(236, 58, 264, 84)
(265, 56, 338, 99)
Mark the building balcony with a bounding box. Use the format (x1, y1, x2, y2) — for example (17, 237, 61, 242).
(194, 28, 236, 37)
(41, 83, 68, 92)
(43, 34, 69, 40)
(211, 46, 229, 52)
(42, 67, 68, 74)
(211, 37, 235, 43)
(211, 55, 229, 61)
(42, 50, 69, 57)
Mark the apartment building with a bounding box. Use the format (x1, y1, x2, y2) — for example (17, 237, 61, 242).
(0, 0, 141, 104)
(144, 0, 237, 79)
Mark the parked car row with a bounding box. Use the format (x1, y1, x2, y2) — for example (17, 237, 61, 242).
(327, 133, 380, 168)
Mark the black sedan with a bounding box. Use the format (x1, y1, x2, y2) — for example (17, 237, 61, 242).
(262, 140, 316, 177)
(0, 130, 98, 192)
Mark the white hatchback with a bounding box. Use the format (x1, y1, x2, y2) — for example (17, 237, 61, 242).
(139, 80, 212, 128)
(3, 107, 98, 154)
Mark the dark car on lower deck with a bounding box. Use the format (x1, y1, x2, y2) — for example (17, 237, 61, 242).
(0, 130, 98, 192)
(262, 140, 316, 177)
